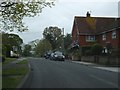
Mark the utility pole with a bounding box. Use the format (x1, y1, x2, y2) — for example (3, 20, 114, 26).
(62, 28, 64, 53)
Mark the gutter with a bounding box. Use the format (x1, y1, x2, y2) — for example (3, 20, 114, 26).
(78, 27, 120, 36)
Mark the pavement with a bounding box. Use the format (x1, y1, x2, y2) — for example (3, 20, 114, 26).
(11, 57, 26, 64)
(3, 57, 27, 69)
(71, 61, 119, 73)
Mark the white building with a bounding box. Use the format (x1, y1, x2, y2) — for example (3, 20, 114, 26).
(28, 39, 40, 54)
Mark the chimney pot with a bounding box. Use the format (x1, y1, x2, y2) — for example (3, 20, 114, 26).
(86, 11, 91, 17)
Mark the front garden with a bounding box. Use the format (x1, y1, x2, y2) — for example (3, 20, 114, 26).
(70, 43, 120, 67)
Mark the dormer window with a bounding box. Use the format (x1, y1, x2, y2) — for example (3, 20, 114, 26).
(102, 34, 106, 41)
(112, 31, 116, 39)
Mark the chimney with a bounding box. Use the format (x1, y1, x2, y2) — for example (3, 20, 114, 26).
(86, 11, 91, 17)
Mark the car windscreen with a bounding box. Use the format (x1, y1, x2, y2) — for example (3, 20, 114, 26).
(54, 52, 63, 55)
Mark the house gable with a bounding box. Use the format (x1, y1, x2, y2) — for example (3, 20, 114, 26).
(72, 13, 120, 48)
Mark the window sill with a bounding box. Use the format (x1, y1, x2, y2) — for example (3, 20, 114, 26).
(86, 40, 97, 42)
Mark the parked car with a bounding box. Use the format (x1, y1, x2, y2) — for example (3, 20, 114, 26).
(50, 53, 54, 60)
(44, 52, 52, 59)
(52, 51, 65, 61)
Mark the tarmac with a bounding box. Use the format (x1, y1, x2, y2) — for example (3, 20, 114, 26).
(4, 57, 118, 88)
(16, 58, 119, 73)
(72, 61, 119, 73)
(17, 58, 119, 88)
(18, 58, 119, 88)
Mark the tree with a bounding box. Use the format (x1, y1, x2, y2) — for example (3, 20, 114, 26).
(0, 0, 55, 32)
(2, 32, 23, 57)
(64, 33, 72, 52)
(22, 44, 31, 56)
(43, 26, 63, 50)
(35, 39, 52, 57)
(71, 48, 81, 61)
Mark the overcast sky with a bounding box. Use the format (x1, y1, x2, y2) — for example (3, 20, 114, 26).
(14, 0, 119, 44)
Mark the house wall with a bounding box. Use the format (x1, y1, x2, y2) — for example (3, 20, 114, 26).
(79, 35, 95, 46)
(72, 17, 120, 48)
(72, 23, 77, 43)
(97, 30, 119, 48)
(72, 30, 119, 48)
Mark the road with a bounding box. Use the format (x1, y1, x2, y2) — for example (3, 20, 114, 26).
(22, 57, 119, 88)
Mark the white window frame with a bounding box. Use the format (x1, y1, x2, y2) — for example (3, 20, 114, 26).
(102, 34, 106, 41)
(86, 35, 96, 42)
(112, 31, 117, 39)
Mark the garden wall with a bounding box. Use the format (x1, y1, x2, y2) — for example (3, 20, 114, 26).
(81, 56, 120, 66)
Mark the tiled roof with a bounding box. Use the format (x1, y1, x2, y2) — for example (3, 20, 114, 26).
(74, 16, 119, 35)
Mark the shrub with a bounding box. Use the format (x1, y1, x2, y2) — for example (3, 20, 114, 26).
(91, 43, 103, 55)
(81, 46, 92, 56)
(72, 49, 81, 61)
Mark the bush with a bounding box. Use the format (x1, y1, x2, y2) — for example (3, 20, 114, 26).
(91, 43, 103, 55)
(81, 46, 92, 56)
(72, 49, 81, 61)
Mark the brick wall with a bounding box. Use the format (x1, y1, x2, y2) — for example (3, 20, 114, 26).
(81, 56, 119, 66)
(97, 31, 119, 48)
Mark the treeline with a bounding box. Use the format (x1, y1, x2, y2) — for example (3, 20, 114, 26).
(1, 32, 23, 58)
(34, 26, 72, 57)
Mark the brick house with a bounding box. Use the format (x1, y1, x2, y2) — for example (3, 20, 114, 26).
(72, 12, 120, 54)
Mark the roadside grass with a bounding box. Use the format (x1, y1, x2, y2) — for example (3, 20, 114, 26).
(3, 58, 17, 65)
(2, 59, 29, 88)
(2, 67, 29, 76)
(17, 59, 28, 64)
(2, 76, 22, 88)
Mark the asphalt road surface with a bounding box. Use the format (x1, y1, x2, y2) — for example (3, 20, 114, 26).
(22, 57, 119, 88)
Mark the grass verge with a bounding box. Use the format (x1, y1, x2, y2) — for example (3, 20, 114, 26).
(3, 67, 29, 76)
(2, 76, 22, 88)
(3, 58, 17, 65)
(2, 59, 29, 88)
(17, 59, 28, 64)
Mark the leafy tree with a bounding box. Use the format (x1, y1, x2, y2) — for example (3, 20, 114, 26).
(0, 0, 55, 32)
(43, 26, 63, 50)
(2, 33, 23, 46)
(64, 33, 72, 52)
(35, 39, 52, 57)
(22, 44, 31, 56)
(2, 32, 23, 57)
(91, 43, 103, 55)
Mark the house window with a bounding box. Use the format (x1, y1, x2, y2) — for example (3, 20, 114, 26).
(102, 47, 108, 53)
(112, 31, 116, 39)
(102, 34, 106, 41)
(86, 35, 96, 42)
